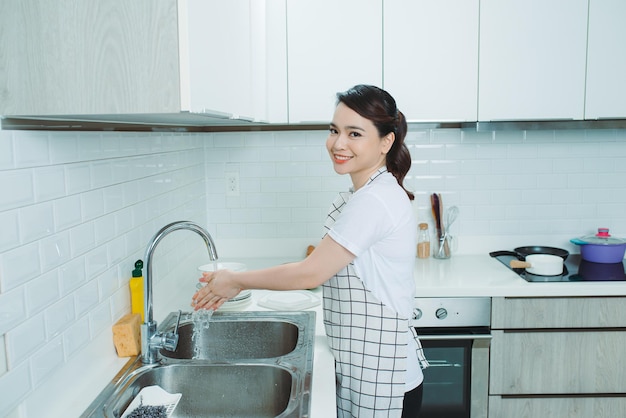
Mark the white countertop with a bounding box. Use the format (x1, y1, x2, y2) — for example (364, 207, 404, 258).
(413, 254, 626, 297)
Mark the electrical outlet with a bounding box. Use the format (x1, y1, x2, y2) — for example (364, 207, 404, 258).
(225, 172, 240, 196)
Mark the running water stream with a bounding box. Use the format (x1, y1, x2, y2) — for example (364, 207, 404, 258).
(191, 309, 214, 359)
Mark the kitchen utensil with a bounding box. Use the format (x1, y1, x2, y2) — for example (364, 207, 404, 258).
(570, 228, 626, 263)
(121, 385, 181, 418)
(510, 254, 564, 276)
(514, 246, 569, 260)
(444, 205, 459, 231)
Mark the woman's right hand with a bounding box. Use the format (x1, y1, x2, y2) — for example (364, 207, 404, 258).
(191, 270, 243, 311)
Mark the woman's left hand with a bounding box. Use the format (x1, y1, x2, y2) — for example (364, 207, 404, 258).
(191, 270, 242, 311)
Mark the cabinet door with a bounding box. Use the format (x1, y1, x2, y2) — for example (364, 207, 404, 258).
(383, 0, 479, 122)
(490, 330, 626, 394)
(0, 0, 180, 116)
(286, 0, 383, 123)
(478, 0, 588, 121)
(183, 0, 253, 118)
(585, 0, 626, 119)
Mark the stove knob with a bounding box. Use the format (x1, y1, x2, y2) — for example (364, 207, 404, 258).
(435, 307, 448, 320)
(413, 308, 422, 320)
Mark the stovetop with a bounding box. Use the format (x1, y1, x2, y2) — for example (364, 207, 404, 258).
(490, 252, 626, 282)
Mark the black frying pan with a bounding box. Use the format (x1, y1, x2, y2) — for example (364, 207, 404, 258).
(489, 246, 569, 261)
(514, 246, 569, 261)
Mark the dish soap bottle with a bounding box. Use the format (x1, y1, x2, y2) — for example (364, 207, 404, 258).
(129, 260, 144, 322)
(417, 223, 430, 259)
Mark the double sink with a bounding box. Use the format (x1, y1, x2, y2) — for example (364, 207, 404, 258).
(82, 310, 316, 417)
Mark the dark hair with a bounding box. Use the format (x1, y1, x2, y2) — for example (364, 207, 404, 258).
(336, 84, 414, 200)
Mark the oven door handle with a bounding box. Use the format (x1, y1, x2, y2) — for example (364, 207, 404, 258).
(417, 334, 492, 341)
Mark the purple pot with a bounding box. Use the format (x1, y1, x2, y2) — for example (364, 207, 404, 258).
(571, 228, 626, 264)
(580, 244, 626, 264)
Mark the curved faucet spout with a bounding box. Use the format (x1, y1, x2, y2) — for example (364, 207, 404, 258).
(141, 221, 218, 364)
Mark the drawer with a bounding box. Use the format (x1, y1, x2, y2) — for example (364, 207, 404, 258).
(490, 330, 626, 394)
(492, 296, 626, 329)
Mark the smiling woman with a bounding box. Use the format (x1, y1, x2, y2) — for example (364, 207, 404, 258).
(192, 84, 427, 418)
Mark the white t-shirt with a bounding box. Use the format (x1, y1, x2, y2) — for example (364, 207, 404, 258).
(328, 171, 423, 390)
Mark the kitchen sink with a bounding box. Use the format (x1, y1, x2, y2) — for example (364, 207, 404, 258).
(105, 363, 294, 417)
(159, 311, 300, 360)
(81, 310, 315, 417)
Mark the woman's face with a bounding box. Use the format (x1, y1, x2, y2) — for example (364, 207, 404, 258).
(326, 102, 394, 190)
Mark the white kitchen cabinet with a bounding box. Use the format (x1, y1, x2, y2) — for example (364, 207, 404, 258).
(383, 0, 479, 122)
(489, 297, 626, 418)
(585, 0, 626, 119)
(286, 0, 382, 123)
(182, 0, 287, 122)
(478, 0, 588, 121)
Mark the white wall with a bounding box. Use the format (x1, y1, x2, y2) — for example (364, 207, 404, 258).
(1, 126, 625, 416)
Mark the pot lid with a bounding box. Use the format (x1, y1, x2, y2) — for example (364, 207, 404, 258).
(576, 228, 626, 245)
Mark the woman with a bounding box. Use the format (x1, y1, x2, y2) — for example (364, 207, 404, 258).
(192, 84, 428, 417)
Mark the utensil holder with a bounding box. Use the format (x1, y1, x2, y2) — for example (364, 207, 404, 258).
(434, 234, 453, 259)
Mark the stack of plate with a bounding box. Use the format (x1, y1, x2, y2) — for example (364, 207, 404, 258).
(197, 262, 251, 309)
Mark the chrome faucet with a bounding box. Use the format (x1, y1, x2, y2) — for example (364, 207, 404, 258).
(141, 220, 218, 364)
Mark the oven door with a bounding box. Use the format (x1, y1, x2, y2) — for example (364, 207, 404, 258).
(416, 328, 491, 418)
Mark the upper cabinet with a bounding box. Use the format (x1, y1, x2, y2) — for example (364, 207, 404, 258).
(2, 0, 624, 125)
(286, 0, 382, 123)
(0, 0, 181, 116)
(585, 0, 626, 119)
(181, 0, 287, 122)
(478, 0, 589, 121)
(383, 0, 479, 122)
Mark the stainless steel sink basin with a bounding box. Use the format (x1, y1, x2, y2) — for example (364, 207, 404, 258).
(159, 311, 300, 360)
(82, 310, 315, 417)
(105, 363, 294, 417)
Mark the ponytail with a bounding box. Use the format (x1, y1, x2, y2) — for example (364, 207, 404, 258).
(336, 85, 414, 200)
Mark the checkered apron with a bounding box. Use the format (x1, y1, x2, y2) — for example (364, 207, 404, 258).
(322, 171, 429, 418)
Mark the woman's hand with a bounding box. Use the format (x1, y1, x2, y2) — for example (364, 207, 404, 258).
(191, 270, 242, 311)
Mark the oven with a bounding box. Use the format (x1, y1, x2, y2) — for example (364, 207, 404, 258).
(412, 297, 491, 418)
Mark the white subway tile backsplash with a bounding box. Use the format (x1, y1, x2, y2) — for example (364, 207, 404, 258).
(19, 202, 54, 244)
(44, 296, 75, 339)
(73, 275, 100, 318)
(53, 195, 82, 231)
(0, 210, 19, 252)
(30, 337, 64, 387)
(0, 170, 35, 211)
(0, 287, 26, 335)
(33, 166, 66, 202)
(69, 222, 95, 258)
(13, 131, 49, 168)
(62, 317, 90, 359)
(0, 363, 31, 416)
(65, 163, 92, 195)
(0, 242, 41, 292)
(25, 270, 60, 315)
(88, 301, 112, 339)
(39, 232, 71, 272)
(6, 314, 46, 367)
(0, 131, 15, 169)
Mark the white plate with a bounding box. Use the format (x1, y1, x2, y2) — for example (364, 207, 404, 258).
(257, 290, 321, 311)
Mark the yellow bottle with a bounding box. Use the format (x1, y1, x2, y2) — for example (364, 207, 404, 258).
(129, 259, 144, 322)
